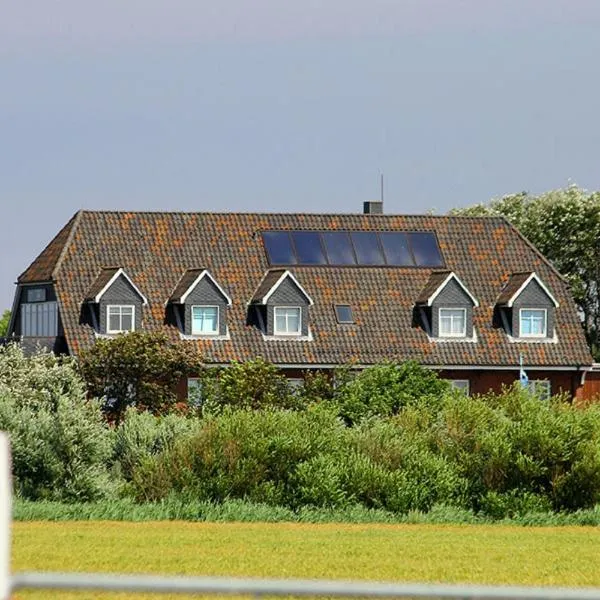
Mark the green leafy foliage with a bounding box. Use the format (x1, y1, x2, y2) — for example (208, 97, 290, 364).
(0, 344, 113, 501)
(0, 309, 10, 336)
(78, 330, 203, 423)
(333, 361, 451, 425)
(451, 185, 600, 357)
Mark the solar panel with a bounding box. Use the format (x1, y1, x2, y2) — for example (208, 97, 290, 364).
(409, 232, 444, 267)
(262, 230, 444, 268)
(262, 232, 296, 265)
(291, 231, 327, 265)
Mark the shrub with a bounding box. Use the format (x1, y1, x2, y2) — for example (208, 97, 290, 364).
(0, 344, 114, 501)
(333, 361, 451, 425)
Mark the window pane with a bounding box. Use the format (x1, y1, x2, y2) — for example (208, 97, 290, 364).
(291, 232, 327, 265)
(350, 232, 385, 265)
(27, 288, 46, 302)
(262, 232, 296, 265)
(408, 233, 444, 267)
(275, 307, 301, 334)
(335, 304, 354, 323)
(193, 306, 218, 334)
(121, 312, 133, 331)
(439, 309, 465, 336)
(322, 232, 356, 265)
(109, 311, 121, 332)
(379, 232, 415, 266)
(521, 309, 546, 336)
(275, 311, 287, 332)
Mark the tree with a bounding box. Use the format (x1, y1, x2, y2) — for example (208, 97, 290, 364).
(0, 310, 10, 337)
(78, 331, 204, 423)
(451, 185, 600, 357)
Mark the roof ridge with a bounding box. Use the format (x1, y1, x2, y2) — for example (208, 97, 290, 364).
(51, 210, 85, 280)
(69, 208, 507, 220)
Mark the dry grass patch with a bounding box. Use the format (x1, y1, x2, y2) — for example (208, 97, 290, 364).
(11, 521, 600, 599)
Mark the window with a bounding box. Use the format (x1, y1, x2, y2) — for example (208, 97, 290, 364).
(26, 288, 46, 303)
(192, 306, 219, 335)
(107, 305, 135, 333)
(21, 301, 58, 336)
(520, 309, 547, 337)
(334, 304, 354, 324)
(450, 380, 470, 395)
(274, 307, 301, 335)
(439, 308, 466, 337)
(287, 378, 304, 394)
(527, 379, 551, 400)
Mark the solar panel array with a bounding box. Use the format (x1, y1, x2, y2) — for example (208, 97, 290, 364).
(262, 231, 444, 267)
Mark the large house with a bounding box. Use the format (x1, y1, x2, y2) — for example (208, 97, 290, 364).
(6, 202, 594, 399)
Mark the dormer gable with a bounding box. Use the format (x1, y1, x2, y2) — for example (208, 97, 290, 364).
(168, 268, 231, 337)
(496, 272, 558, 340)
(250, 269, 313, 338)
(416, 271, 478, 340)
(84, 267, 147, 334)
(250, 269, 314, 306)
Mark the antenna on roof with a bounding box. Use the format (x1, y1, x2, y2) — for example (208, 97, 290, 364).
(380, 173, 384, 203)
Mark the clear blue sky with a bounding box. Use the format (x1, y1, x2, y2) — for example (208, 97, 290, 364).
(2, 1, 600, 311)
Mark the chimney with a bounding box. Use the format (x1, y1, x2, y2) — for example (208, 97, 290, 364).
(363, 201, 383, 215)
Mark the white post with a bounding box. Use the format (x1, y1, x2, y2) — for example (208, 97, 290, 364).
(0, 433, 11, 600)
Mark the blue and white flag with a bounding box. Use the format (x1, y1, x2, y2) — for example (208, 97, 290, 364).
(519, 354, 529, 388)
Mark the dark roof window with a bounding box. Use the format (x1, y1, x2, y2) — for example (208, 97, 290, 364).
(262, 231, 444, 267)
(334, 304, 354, 323)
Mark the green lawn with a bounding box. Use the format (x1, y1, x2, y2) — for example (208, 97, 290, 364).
(11, 521, 600, 599)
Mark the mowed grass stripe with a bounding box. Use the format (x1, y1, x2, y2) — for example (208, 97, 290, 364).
(11, 522, 600, 600)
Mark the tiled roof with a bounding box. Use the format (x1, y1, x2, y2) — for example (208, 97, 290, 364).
(84, 267, 121, 302)
(20, 210, 592, 367)
(496, 272, 533, 306)
(168, 268, 206, 303)
(415, 271, 452, 305)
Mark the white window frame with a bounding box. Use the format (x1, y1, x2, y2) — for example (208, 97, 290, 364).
(519, 308, 547, 338)
(438, 307, 467, 338)
(106, 305, 135, 334)
(191, 305, 219, 336)
(274, 306, 302, 336)
(527, 379, 551, 400)
(450, 379, 470, 395)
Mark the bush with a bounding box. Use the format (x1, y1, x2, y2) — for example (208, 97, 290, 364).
(0, 344, 114, 501)
(333, 361, 451, 425)
(198, 359, 302, 414)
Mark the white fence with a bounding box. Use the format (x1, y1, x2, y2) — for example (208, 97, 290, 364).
(3, 431, 600, 599)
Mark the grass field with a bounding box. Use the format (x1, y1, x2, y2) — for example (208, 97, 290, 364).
(11, 521, 600, 599)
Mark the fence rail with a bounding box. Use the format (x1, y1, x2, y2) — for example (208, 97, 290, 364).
(3, 432, 600, 599)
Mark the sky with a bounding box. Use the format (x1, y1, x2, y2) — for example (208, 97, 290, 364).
(2, 0, 600, 311)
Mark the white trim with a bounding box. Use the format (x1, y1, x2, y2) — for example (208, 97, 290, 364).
(429, 327, 478, 344)
(262, 328, 314, 342)
(191, 305, 220, 336)
(178, 270, 232, 306)
(180, 329, 231, 341)
(505, 273, 559, 308)
(438, 307, 467, 338)
(260, 271, 314, 305)
(273, 306, 302, 336)
(519, 308, 547, 338)
(425, 272, 479, 307)
(94, 268, 148, 305)
(106, 304, 135, 334)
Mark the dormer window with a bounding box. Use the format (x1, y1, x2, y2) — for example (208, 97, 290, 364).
(107, 305, 135, 334)
(250, 269, 313, 339)
(496, 273, 558, 341)
(274, 306, 302, 335)
(519, 308, 547, 338)
(416, 271, 478, 341)
(167, 269, 231, 339)
(192, 305, 219, 335)
(84, 267, 147, 336)
(439, 308, 467, 337)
